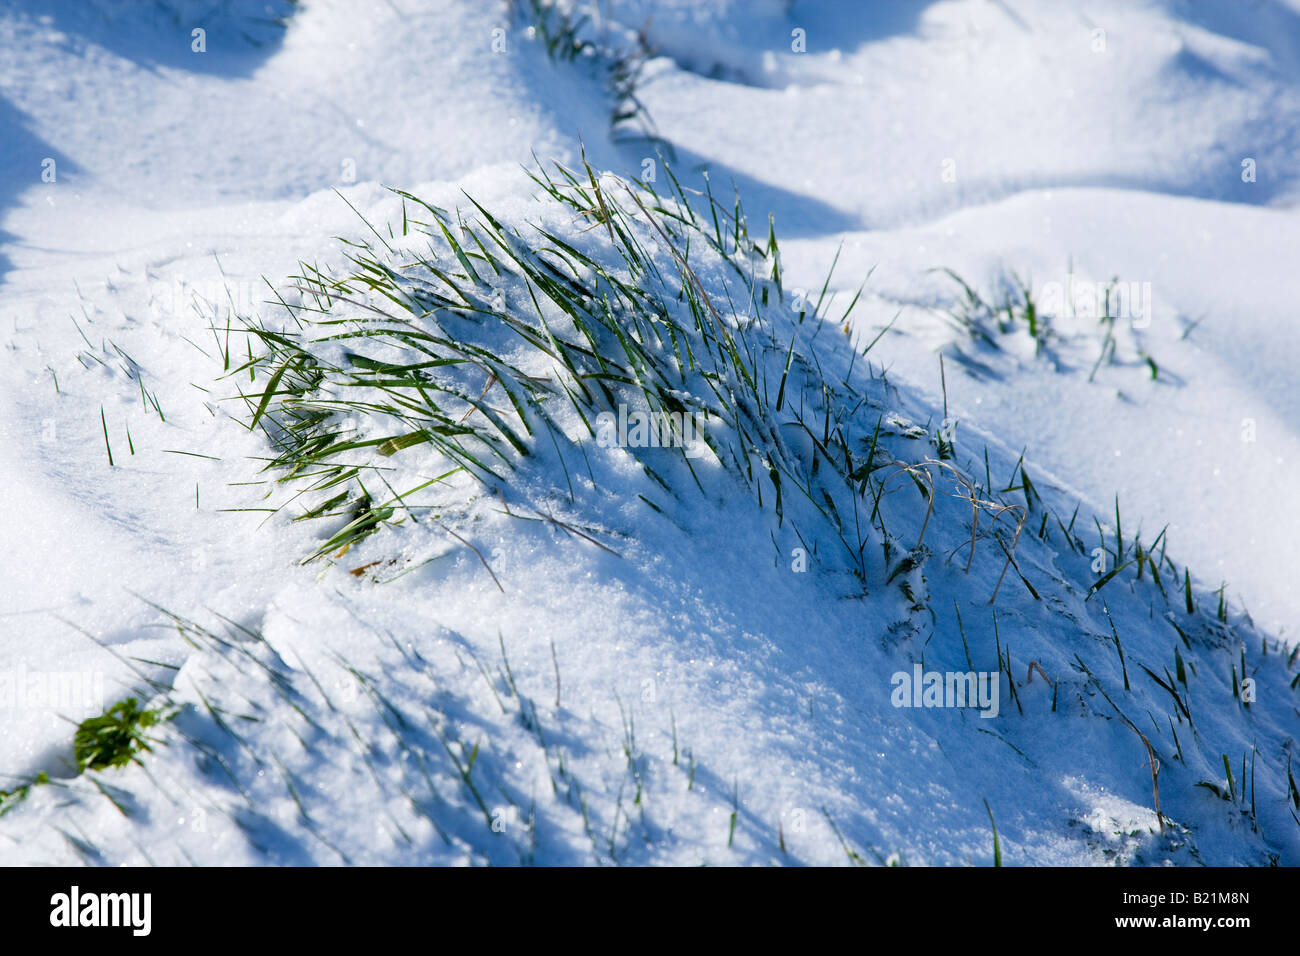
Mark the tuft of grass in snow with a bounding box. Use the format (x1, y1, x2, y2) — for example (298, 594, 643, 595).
(511, 0, 667, 150)
(73, 697, 166, 773)
(220, 157, 1061, 610)
(935, 266, 1161, 383)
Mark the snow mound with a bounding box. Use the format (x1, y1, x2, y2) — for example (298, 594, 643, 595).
(2, 160, 1296, 865)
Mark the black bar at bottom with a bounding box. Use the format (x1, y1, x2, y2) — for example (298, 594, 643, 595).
(0, 865, 1273, 942)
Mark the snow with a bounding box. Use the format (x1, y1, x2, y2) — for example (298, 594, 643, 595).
(0, 0, 1297, 865)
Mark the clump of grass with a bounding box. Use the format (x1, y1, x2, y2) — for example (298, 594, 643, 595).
(0, 695, 167, 823)
(219, 154, 1087, 641)
(228, 169, 739, 558)
(934, 267, 1048, 354)
(513, 0, 665, 149)
(73, 698, 166, 773)
(936, 267, 1159, 382)
(515, 0, 587, 60)
(222, 161, 869, 571)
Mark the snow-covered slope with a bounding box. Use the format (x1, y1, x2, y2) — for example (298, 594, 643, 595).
(0, 0, 1297, 865)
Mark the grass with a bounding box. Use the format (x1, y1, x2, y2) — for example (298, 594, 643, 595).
(0, 772, 49, 818)
(728, 778, 739, 848)
(121, 604, 742, 864)
(224, 157, 1024, 588)
(935, 266, 1160, 383)
(935, 267, 1045, 354)
(1106, 603, 1130, 691)
(0, 696, 165, 825)
(73, 697, 166, 772)
(100, 406, 114, 466)
(820, 807, 868, 866)
(228, 172, 724, 557)
(512, 0, 666, 151)
(983, 798, 1002, 866)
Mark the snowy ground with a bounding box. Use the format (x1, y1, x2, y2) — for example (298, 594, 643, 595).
(0, 0, 1297, 865)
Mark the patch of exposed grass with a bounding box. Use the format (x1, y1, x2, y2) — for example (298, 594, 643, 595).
(512, 0, 666, 150)
(74, 697, 167, 773)
(220, 157, 1062, 607)
(0, 698, 166, 824)
(935, 266, 1160, 382)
